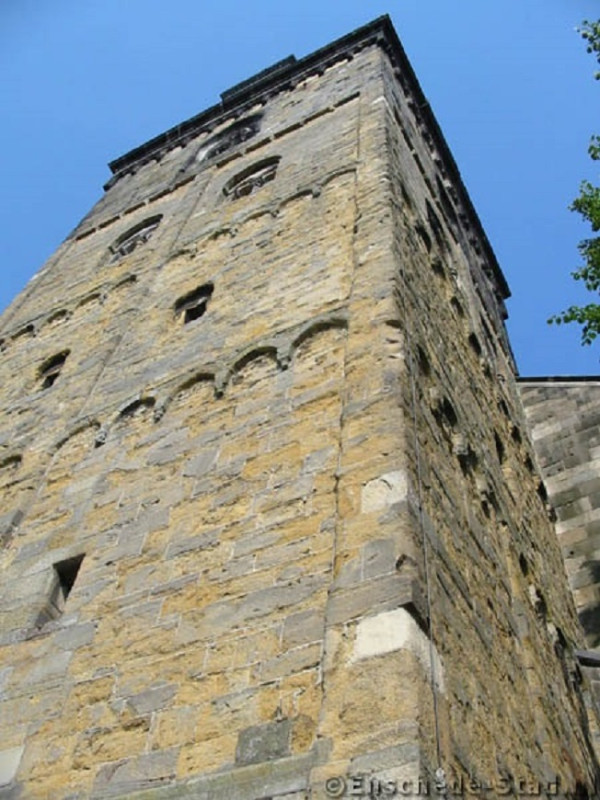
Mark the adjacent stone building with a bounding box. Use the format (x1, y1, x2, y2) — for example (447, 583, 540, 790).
(0, 16, 598, 799)
(520, 378, 600, 652)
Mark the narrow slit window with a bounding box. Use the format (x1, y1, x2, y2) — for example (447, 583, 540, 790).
(426, 200, 446, 250)
(468, 332, 482, 357)
(55, 555, 84, 603)
(494, 431, 505, 464)
(39, 350, 69, 390)
(175, 283, 214, 324)
(37, 554, 84, 626)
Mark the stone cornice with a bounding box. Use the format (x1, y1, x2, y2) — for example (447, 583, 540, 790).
(107, 17, 391, 181)
(106, 14, 510, 299)
(517, 376, 600, 384)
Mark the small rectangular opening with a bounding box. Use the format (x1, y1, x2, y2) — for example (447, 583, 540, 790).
(39, 351, 70, 390)
(175, 283, 214, 324)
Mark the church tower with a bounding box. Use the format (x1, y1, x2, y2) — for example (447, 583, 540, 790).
(0, 17, 598, 799)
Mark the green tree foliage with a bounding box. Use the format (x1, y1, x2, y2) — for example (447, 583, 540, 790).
(549, 20, 600, 345)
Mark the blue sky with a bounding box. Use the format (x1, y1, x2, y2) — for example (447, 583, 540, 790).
(0, 0, 598, 375)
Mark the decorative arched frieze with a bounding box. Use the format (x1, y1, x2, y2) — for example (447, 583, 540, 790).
(46, 309, 71, 327)
(289, 316, 348, 361)
(232, 344, 279, 372)
(52, 420, 101, 456)
(115, 396, 156, 423)
(160, 372, 217, 419)
(11, 324, 35, 342)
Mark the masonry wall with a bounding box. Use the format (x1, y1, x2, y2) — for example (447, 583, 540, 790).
(378, 53, 599, 792)
(0, 43, 427, 800)
(520, 380, 600, 649)
(0, 22, 598, 800)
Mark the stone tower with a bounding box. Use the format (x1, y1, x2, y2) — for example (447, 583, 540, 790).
(0, 16, 598, 800)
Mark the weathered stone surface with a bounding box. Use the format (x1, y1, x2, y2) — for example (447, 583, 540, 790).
(0, 746, 24, 787)
(235, 720, 292, 766)
(520, 379, 600, 648)
(327, 574, 423, 625)
(353, 608, 444, 693)
(52, 621, 96, 651)
(361, 470, 408, 512)
(181, 449, 219, 478)
(119, 750, 321, 800)
(281, 609, 323, 648)
(91, 749, 178, 797)
(125, 684, 178, 715)
(0, 15, 598, 800)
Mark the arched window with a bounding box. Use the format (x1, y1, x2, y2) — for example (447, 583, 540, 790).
(108, 215, 162, 263)
(223, 157, 280, 200)
(199, 114, 263, 162)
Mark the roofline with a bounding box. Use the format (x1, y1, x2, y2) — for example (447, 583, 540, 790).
(107, 16, 394, 177)
(106, 14, 509, 298)
(517, 375, 600, 384)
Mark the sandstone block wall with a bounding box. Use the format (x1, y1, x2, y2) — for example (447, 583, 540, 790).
(378, 53, 599, 792)
(0, 17, 598, 800)
(520, 379, 600, 647)
(520, 378, 600, 760)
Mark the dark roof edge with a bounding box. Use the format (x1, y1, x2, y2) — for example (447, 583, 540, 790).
(373, 18, 509, 299)
(106, 14, 508, 297)
(221, 56, 297, 104)
(517, 375, 600, 384)
(107, 16, 392, 177)
(576, 649, 600, 667)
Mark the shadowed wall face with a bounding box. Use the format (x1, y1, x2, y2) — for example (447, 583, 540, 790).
(520, 380, 600, 648)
